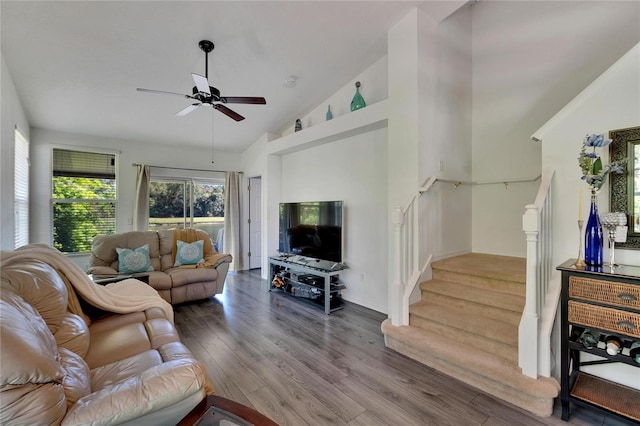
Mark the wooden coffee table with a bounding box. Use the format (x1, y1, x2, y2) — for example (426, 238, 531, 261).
(177, 395, 278, 426)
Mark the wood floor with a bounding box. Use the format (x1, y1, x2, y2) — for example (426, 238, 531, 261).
(173, 270, 635, 426)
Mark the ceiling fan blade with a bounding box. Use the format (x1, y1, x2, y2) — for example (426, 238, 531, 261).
(191, 73, 211, 96)
(175, 103, 202, 117)
(220, 96, 266, 105)
(214, 104, 245, 121)
(137, 88, 193, 99)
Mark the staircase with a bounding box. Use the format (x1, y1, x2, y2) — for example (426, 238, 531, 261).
(381, 252, 560, 417)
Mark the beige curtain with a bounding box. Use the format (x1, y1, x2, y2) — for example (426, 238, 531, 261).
(134, 164, 150, 231)
(223, 171, 242, 271)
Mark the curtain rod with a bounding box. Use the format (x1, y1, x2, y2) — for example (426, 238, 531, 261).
(131, 163, 242, 174)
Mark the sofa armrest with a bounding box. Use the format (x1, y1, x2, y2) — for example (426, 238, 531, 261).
(215, 261, 231, 293)
(87, 266, 119, 275)
(62, 359, 207, 426)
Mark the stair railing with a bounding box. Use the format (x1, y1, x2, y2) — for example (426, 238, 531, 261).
(519, 167, 556, 378)
(390, 173, 545, 327)
(390, 176, 436, 326)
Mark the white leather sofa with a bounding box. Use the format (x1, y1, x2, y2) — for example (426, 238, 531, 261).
(0, 245, 211, 425)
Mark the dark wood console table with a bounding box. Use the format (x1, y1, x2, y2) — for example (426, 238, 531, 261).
(177, 394, 278, 426)
(557, 259, 640, 423)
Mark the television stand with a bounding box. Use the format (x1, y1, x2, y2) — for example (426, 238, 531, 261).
(268, 256, 347, 315)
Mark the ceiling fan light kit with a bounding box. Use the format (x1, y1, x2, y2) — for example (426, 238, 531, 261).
(136, 40, 266, 122)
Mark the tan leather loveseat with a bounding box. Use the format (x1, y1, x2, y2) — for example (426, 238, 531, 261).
(0, 244, 212, 425)
(88, 229, 232, 304)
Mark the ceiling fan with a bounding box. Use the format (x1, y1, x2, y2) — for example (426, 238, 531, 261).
(136, 40, 266, 121)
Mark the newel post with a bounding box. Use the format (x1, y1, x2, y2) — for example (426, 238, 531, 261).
(520, 204, 540, 378)
(391, 206, 405, 326)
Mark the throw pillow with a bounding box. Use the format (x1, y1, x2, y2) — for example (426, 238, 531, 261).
(116, 244, 154, 274)
(174, 239, 204, 266)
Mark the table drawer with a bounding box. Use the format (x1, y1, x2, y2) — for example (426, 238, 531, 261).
(568, 301, 640, 338)
(569, 276, 640, 310)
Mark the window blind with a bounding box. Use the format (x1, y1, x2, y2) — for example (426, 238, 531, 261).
(53, 149, 115, 178)
(14, 128, 29, 248)
(52, 148, 117, 253)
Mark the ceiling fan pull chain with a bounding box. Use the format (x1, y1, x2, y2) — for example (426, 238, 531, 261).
(211, 111, 215, 164)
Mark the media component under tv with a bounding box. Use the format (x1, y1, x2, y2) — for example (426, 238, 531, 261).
(278, 201, 343, 265)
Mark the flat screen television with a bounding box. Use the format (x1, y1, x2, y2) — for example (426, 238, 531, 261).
(278, 201, 343, 263)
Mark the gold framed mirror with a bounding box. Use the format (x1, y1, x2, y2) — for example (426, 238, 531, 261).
(609, 125, 640, 249)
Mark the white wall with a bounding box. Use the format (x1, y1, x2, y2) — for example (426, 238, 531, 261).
(539, 43, 640, 271)
(29, 127, 242, 248)
(471, 1, 640, 257)
(538, 42, 640, 389)
(281, 128, 388, 312)
(1, 53, 30, 250)
(419, 3, 472, 267)
(279, 56, 388, 137)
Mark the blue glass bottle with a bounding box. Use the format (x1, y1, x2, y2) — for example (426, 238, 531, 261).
(584, 193, 603, 266)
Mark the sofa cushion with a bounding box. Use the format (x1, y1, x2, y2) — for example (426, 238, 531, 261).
(0, 289, 69, 425)
(85, 322, 152, 369)
(90, 349, 163, 392)
(158, 228, 215, 271)
(145, 318, 181, 348)
(148, 270, 174, 290)
(91, 231, 162, 272)
(117, 243, 154, 274)
(1, 259, 68, 334)
(158, 229, 175, 270)
(63, 359, 207, 426)
(87, 311, 147, 334)
(166, 266, 218, 287)
(54, 312, 91, 358)
(0, 383, 66, 425)
(84, 311, 181, 369)
(0, 293, 63, 386)
(174, 240, 204, 266)
(59, 347, 91, 408)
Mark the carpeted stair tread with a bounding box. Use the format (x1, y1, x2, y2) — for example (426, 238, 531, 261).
(431, 270, 524, 296)
(431, 253, 526, 284)
(409, 304, 518, 363)
(382, 252, 560, 417)
(410, 300, 518, 348)
(381, 319, 559, 417)
(420, 279, 525, 313)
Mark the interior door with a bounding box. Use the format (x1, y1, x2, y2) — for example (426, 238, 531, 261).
(248, 177, 262, 270)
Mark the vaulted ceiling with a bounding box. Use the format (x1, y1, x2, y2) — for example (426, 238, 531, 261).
(1, 1, 468, 152)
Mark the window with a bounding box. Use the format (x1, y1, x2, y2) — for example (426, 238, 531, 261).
(14, 128, 29, 248)
(149, 178, 224, 238)
(52, 148, 116, 253)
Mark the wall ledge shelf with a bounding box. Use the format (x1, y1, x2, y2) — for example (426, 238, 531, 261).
(267, 99, 388, 156)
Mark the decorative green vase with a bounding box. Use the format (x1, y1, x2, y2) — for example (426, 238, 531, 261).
(326, 105, 333, 121)
(350, 81, 366, 111)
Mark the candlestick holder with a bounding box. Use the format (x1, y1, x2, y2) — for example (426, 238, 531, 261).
(601, 212, 627, 269)
(575, 220, 586, 269)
